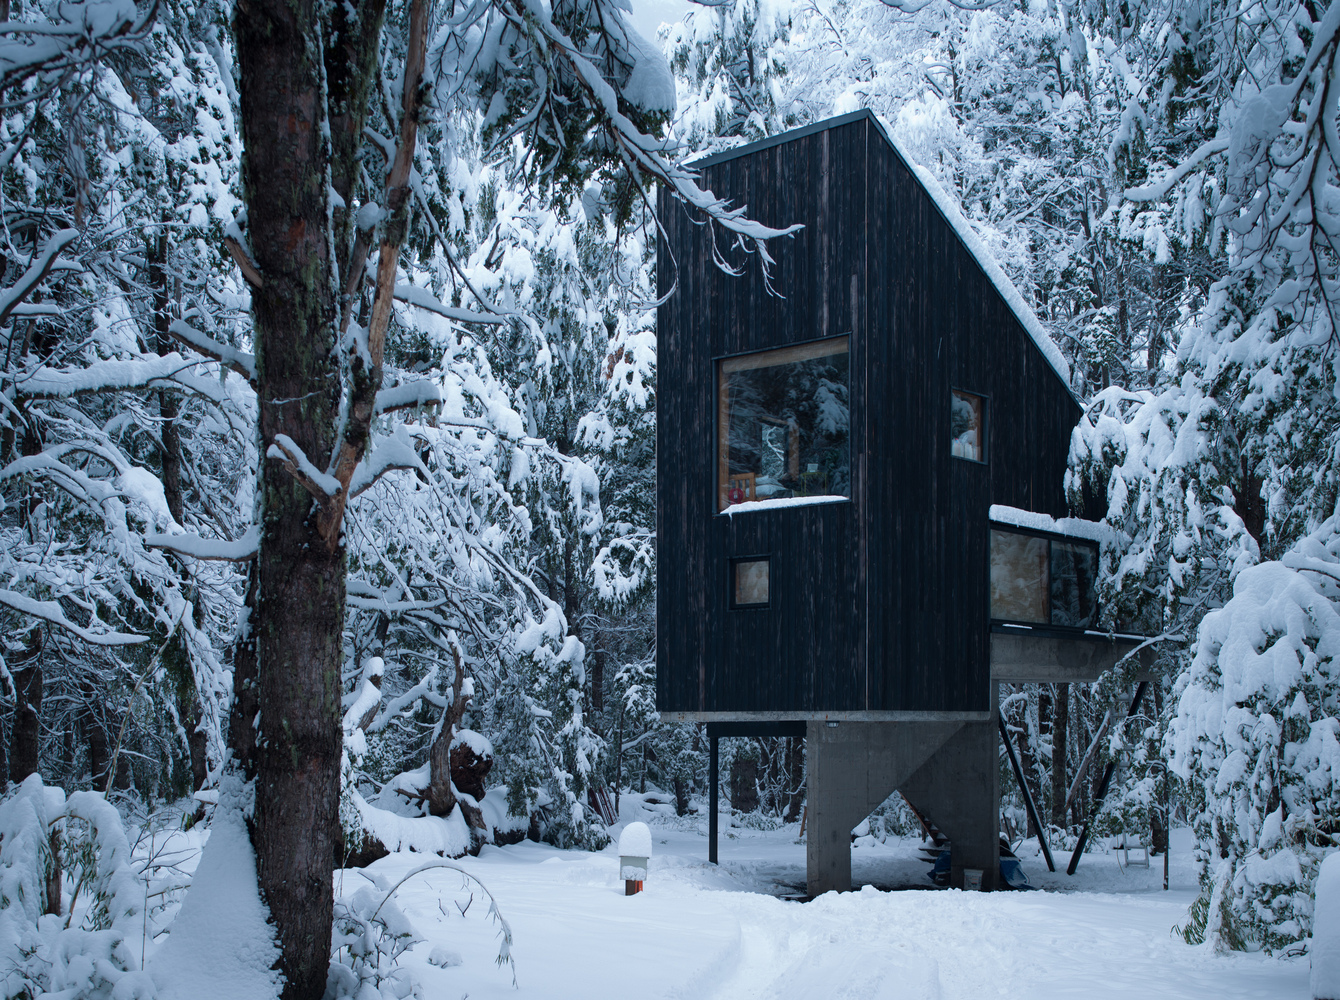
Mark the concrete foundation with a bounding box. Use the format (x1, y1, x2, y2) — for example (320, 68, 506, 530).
(805, 711, 1001, 895)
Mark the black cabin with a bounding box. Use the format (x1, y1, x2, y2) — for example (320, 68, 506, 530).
(657, 109, 1084, 721)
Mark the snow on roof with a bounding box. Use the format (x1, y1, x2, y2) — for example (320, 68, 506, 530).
(689, 109, 1073, 397)
(989, 504, 1110, 544)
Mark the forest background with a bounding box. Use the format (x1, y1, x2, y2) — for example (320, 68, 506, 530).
(0, 0, 1331, 995)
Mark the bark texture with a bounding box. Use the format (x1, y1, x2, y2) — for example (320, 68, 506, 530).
(234, 0, 425, 991)
(82, 679, 109, 790)
(235, 1, 344, 995)
(10, 654, 40, 783)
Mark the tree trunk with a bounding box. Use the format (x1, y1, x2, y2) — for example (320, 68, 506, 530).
(1235, 459, 1266, 547)
(235, 2, 344, 994)
(1150, 684, 1168, 854)
(10, 654, 40, 784)
(44, 826, 61, 917)
(1051, 683, 1069, 828)
(784, 736, 805, 822)
(427, 647, 472, 822)
(427, 728, 457, 819)
(10, 415, 41, 787)
(82, 681, 109, 791)
(589, 637, 605, 717)
(149, 231, 185, 526)
(1015, 724, 1040, 839)
(228, 563, 261, 777)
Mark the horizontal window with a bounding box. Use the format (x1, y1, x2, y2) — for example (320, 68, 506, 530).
(990, 528, 1098, 628)
(717, 338, 850, 511)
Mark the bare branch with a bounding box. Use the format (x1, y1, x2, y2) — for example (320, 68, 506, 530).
(223, 235, 265, 288)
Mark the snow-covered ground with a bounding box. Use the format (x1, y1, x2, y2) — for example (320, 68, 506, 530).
(329, 795, 1309, 1000)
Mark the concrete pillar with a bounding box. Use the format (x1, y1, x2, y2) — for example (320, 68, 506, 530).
(804, 720, 963, 896)
(900, 716, 1001, 891)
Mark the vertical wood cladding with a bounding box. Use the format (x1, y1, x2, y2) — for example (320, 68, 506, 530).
(657, 111, 1078, 716)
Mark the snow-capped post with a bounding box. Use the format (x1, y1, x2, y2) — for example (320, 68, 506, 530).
(1313, 853, 1340, 999)
(619, 822, 652, 896)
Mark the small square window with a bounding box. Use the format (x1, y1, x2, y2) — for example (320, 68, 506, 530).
(951, 389, 987, 462)
(731, 557, 770, 609)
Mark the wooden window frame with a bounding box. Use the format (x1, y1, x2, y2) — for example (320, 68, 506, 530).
(950, 387, 989, 465)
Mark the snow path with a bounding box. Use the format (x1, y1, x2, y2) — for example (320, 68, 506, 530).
(337, 801, 1307, 999)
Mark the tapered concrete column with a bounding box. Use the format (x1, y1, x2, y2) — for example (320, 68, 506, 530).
(805, 721, 858, 896)
(805, 720, 963, 896)
(900, 716, 1001, 891)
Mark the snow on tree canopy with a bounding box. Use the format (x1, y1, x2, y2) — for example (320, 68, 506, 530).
(618, 820, 652, 857)
(1313, 853, 1340, 999)
(1170, 553, 1340, 952)
(617, 20, 676, 114)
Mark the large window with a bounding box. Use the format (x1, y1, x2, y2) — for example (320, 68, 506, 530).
(990, 527, 1098, 628)
(716, 337, 850, 511)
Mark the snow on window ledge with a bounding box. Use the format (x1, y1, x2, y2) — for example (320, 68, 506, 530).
(722, 495, 848, 517)
(988, 504, 1109, 543)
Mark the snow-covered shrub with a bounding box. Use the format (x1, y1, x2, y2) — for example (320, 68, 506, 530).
(329, 861, 515, 998)
(328, 884, 423, 1000)
(0, 775, 154, 999)
(1170, 538, 1340, 952)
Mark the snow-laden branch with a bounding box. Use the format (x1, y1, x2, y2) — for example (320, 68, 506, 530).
(349, 427, 429, 498)
(0, 589, 145, 646)
(0, 0, 158, 97)
(374, 379, 444, 415)
(267, 434, 341, 499)
(145, 527, 260, 562)
(0, 228, 80, 328)
(11, 352, 241, 405)
(1125, 136, 1230, 203)
(167, 320, 256, 383)
(393, 283, 506, 324)
(454, 0, 802, 288)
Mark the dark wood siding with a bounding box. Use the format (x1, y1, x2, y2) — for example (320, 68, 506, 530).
(657, 111, 1079, 717)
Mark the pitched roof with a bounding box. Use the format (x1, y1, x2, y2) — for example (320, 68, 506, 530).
(688, 109, 1073, 397)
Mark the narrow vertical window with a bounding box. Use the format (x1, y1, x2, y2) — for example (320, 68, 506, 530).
(731, 557, 771, 609)
(717, 337, 850, 511)
(951, 389, 987, 462)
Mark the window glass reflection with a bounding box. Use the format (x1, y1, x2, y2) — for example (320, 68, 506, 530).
(717, 338, 850, 511)
(990, 530, 1048, 623)
(990, 528, 1100, 629)
(1051, 541, 1098, 628)
(732, 559, 770, 608)
(951, 389, 986, 462)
